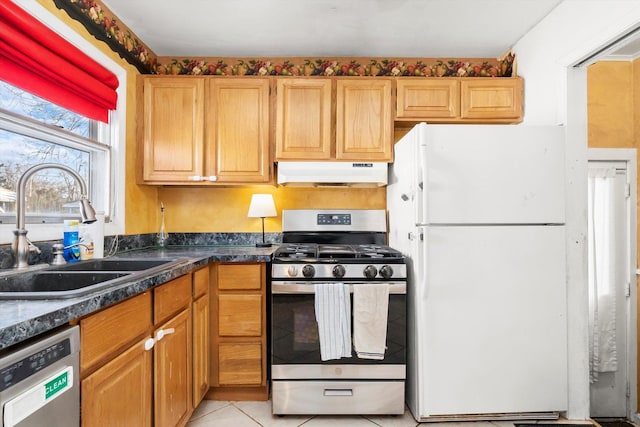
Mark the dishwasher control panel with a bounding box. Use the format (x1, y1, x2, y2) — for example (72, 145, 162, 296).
(0, 338, 71, 391)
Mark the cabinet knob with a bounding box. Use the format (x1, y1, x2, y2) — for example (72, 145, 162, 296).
(155, 328, 175, 341)
(144, 337, 155, 351)
(188, 175, 204, 181)
(207, 176, 218, 182)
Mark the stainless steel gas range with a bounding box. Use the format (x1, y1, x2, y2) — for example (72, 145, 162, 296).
(270, 209, 407, 415)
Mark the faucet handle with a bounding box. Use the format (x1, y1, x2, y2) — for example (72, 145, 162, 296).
(27, 238, 41, 254)
(51, 243, 66, 265)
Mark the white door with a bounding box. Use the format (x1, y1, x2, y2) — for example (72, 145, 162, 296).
(588, 160, 631, 418)
(420, 124, 565, 225)
(418, 225, 567, 417)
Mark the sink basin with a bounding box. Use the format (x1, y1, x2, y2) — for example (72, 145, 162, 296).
(0, 257, 190, 299)
(0, 271, 133, 300)
(51, 258, 180, 272)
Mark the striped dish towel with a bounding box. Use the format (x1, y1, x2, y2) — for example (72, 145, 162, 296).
(314, 283, 352, 361)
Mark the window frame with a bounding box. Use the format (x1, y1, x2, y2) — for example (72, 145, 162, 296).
(0, 0, 126, 245)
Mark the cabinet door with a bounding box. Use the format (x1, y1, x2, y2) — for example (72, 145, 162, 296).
(275, 78, 333, 160)
(396, 79, 459, 119)
(193, 293, 210, 407)
(81, 337, 153, 427)
(142, 77, 205, 182)
(218, 343, 263, 385)
(460, 78, 523, 121)
(335, 79, 393, 161)
(154, 308, 193, 427)
(206, 78, 271, 182)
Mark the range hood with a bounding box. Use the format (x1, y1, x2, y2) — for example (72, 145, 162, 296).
(277, 161, 388, 187)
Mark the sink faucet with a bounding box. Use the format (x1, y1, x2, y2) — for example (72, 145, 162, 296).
(13, 163, 97, 269)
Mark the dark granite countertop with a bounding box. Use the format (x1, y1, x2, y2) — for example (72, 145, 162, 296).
(0, 245, 277, 351)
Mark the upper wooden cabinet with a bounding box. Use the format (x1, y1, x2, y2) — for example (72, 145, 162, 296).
(275, 78, 394, 162)
(460, 78, 523, 121)
(141, 77, 204, 182)
(206, 79, 271, 183)
(275, 78, 332, 160)
(336, 79, 394, 161)
(395, 77, 523, 123)
(139, 76, 271, 185)
(396, 79, 459, 119)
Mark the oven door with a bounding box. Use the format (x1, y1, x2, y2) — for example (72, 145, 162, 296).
(271, 281, 406, 380)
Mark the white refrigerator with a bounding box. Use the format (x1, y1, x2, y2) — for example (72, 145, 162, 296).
(387, 123, 568, 421)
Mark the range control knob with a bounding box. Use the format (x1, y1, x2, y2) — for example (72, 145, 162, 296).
(363, 265, 378, 280)
(332, 264, 346, 279)
(287, 266, 298, 277)
(302, 264, 315, 279)
(379, 265, 394, 279)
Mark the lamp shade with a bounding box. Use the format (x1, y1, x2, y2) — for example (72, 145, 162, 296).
(247, 194, 277, 218)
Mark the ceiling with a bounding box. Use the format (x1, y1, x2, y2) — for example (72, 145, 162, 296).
(101, 0, 567, 59)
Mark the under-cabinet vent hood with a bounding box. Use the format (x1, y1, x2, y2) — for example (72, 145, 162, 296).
(277, 161, 388, 187)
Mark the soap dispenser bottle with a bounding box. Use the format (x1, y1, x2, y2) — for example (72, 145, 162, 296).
(157, 202, 169, 247)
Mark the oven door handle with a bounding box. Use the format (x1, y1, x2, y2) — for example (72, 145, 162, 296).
(271, 282, 406, 295)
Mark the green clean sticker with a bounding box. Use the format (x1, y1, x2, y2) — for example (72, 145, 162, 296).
(44, 371, 69, 400)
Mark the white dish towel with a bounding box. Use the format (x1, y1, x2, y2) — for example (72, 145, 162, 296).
(314, 283, 352, 361)
(353, 283, 389, 360)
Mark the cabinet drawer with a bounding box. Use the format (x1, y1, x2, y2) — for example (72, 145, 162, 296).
(80, 292, 152, 375)
(218, 343, 262, 385)
(154, 274, 192, 325)
(218, 295, 262, 336)
(193, 266, 209, 298)
(217, 264, 262, 290)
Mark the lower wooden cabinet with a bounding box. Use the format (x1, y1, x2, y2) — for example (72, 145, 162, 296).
(209, 262, 268, 400)
(79, 274, 196, 427)
(154, 308, 192, 427)
(192, 266, 210, 406)
(81, 336, 153, 426)
(79, 261, 268, 423)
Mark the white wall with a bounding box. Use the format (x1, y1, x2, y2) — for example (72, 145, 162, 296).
(515, 0, 640, 125)
(514, 0, 640, 420)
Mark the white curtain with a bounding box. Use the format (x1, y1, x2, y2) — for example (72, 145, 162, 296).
(588, 167, 618, 383)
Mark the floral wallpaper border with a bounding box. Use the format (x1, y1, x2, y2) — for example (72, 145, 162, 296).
(51, 0, 516, 78)
(52, 0, 156, 73)
(154, 55, 515, 77)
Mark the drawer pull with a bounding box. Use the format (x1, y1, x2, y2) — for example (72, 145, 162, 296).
(323, 389, 353, 397)
(155, 328, 175, 341)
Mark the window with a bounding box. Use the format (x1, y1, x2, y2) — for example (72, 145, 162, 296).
(0, 80, 111, 224)
(0, 0, 126, 246)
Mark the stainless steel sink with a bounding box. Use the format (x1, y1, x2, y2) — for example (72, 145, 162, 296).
(0, 258, 190, 300)
(0, 271, 133, 299)
(50, 258, 180, 272)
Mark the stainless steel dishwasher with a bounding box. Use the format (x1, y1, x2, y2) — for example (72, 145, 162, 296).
(0, 326, 79, 427)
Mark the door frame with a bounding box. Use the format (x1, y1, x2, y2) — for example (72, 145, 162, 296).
(588, 148, 638, 421)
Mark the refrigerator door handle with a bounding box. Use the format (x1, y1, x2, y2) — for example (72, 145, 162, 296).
(418, 142, 428, 225)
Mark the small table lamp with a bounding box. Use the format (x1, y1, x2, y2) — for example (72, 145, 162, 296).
(248, 194, 277, 247)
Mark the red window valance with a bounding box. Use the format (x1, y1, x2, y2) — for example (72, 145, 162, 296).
(0, 1, 119, 123)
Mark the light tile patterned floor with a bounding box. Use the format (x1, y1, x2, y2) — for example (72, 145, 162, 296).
(186, 399, 596, 427)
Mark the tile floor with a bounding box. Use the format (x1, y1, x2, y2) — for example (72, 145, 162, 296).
(186, 399, 596, 427)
